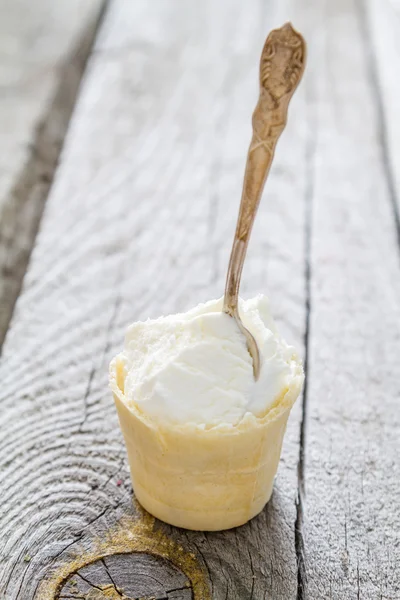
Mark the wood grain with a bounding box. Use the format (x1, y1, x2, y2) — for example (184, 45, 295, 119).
(299, 0, 400, 597)
(58, 553, 192, 599)
(0, 0, 105, 347)
(0, 0, 308, 598)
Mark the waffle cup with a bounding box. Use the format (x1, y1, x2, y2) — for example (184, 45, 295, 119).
(110, 355, 303, 531)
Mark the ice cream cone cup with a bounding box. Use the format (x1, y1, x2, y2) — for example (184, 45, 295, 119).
(110, 355, 303, 531)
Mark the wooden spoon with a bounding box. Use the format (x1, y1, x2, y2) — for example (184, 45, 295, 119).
(223, 22, 306, 380)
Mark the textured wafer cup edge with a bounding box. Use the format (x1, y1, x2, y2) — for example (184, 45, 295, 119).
(110, 355, 304, 531)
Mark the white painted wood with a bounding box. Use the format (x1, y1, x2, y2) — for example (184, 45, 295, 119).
(0, 0, 308, 598)
(300, 0, 400, 597)
(0, 0, 105, 345)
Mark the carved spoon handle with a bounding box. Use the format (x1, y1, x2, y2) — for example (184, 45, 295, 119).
(223, 22, 306, 379)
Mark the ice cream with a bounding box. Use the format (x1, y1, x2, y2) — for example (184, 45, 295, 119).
(110, 295, 303, 531)
(121, 296, 298, 427)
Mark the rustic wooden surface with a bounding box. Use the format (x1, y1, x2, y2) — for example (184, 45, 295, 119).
(0, 0, 399, 599)
(299, 0, 400, 598)
(0, 0, 105, 347)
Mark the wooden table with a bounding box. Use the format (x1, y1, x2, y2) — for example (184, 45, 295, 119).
(0, 0, 399, 598)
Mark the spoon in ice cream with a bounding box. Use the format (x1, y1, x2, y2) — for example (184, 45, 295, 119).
(223, 22, 306, 380)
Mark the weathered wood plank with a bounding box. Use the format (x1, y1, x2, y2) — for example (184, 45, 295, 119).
(0, 0, 308, 598)
(366, 0, 400, 248)
(300, 0, 400, 597)
(0, 0, 105, 347)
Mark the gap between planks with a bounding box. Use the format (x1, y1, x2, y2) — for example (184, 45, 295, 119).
(294, 69, 317, 600)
